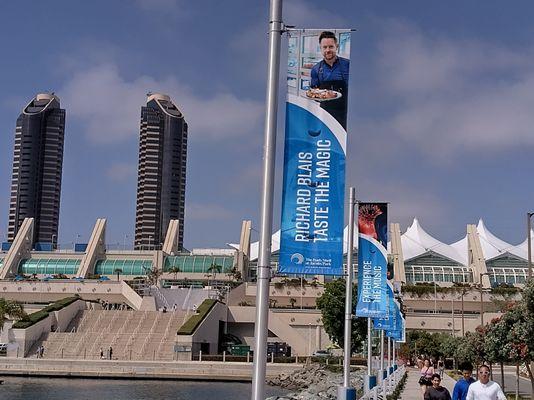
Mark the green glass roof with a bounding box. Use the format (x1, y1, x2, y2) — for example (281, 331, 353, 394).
(164, 255, 234, 274)
(19, 259, 81, 275)
(94, 259, 152, 276)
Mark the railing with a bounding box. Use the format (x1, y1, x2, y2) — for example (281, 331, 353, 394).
(153, 286, 170, 310)
(360, 365, 406, 400)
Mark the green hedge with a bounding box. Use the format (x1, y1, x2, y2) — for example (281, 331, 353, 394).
(177, 299, 217, 335)
(12, 296, 80, 329)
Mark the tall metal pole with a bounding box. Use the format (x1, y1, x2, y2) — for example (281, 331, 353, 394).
(251, 1, 283, 399)
(365, 318, 372, 391)
(479, 273, 484, 326)
(528, 213, 532, 282)
(343, 188, 356, 387)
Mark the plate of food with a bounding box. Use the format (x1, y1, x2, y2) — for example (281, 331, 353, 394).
(305, 88, 342, 102)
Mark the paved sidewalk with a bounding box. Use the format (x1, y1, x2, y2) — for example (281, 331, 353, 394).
(399, 368, 456, 400)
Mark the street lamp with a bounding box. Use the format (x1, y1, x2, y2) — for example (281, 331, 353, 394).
(527, 212, 533, 282)
(52, 234, 57, 250)
(479, 272, 490, 326)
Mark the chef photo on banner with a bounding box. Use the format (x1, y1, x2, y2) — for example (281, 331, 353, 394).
(310, 31, 350, 129)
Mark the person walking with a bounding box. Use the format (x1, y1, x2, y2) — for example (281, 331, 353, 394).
(424, 373, 451, 400)
(437, 357, 445, 378)
(108, 346, 113, 360)
(452, 362, 475, 400)
(466, 365, 506, 400)
(419, 359, 435, 398)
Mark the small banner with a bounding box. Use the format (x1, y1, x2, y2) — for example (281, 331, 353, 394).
(279, 29, 351, 275)
(372, 282, 395, 330)
(356, 203, 388, 317)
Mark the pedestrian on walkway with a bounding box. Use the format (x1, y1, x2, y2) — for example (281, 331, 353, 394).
(108, 346, 113, 360)
(424, 373, 451, 400)
(437, 357, 445, 378)
(420, 359, 435, 398)
(466, 365, 506, 400)
(452, 362, 475, 400)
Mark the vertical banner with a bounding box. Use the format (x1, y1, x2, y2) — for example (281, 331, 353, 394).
(279, 30, 351, 275)
(356, 203, 388, 317)
(372, 282, 395, 330)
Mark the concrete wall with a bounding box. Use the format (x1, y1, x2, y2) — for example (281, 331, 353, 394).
(9, 299, 85, 357)
(190, 302, 228, 355)
(0, 281, 145, 310)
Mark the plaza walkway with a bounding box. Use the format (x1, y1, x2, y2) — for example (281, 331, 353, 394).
(399, 367, 456, 400)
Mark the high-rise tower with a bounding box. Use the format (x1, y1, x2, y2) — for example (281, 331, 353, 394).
(7, 93, 66, 245)
(134, 93, 188, 251)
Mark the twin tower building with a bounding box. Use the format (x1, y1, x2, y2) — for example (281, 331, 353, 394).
(7, 92, 187, 251)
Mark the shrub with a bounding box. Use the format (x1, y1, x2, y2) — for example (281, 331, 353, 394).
(177, 299, 217, 335)
(12, 296, 79, 329)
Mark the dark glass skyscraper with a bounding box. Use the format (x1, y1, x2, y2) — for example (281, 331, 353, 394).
(7, 93, 66, 245)
(134, 93, 188, 251)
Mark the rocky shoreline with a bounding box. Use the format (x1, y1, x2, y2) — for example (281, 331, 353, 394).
(266, 364, 365, 400)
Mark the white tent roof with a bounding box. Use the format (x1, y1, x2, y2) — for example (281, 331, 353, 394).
(401, 218, 465, 264)
(509, 229, 534, 260)
(229, 218, 530, 264)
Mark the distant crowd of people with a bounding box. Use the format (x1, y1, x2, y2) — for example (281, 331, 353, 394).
(418, 357, 506, 400)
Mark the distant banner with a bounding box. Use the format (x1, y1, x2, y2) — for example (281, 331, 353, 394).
(356, 203, 388, 317)
(372, 282, 395, 330)
(279, 29, 351, 275)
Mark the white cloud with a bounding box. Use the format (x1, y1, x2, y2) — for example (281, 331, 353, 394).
(369, 20, 534, 158)
(60, 63, 263, 144)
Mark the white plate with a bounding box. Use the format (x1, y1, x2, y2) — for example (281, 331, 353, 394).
(305, 90, 342, 102)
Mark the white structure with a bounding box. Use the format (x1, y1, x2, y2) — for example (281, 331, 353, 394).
(239, 218, 532, 288)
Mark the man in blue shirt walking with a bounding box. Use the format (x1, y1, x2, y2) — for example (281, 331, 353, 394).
(452, 363, 476, 400)
(310, 31, 350, 129)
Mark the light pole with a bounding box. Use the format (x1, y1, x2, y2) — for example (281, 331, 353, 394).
(479, 272, 489, 326)
(123, 234, 129, 251)
(52, 234, 57, 250)
(528, 212, 533, 282)
(251, 1, 283, 399)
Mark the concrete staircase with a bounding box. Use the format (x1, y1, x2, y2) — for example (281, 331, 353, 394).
(40, 309, 188, 360)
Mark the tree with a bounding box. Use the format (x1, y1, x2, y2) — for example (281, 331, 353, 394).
(169, 266, 181, 280)
(289, 298, 297, 308)
(485, 316, 509, 390)
(225, 265, 242, 282)
(0, 299, 27, 329)
(114, 268, 123, 282)
(205, 263, 223, 286)
(144, 267, 163, 287)
(316, 279, 367, 352)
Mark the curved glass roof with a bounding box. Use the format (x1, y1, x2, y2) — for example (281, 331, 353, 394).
(164, 255, 234, 274)
(19, 259, 80, 275)
(94, 259, 152, 276)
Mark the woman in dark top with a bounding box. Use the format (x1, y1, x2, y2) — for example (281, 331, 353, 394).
(424, 373, 451, 400)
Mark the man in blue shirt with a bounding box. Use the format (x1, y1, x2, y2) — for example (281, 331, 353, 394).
(310, 31, 350, 129)
(452, 363, 476, 400)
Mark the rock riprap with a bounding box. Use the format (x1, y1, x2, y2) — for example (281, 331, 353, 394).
(266, 364, 364, 400)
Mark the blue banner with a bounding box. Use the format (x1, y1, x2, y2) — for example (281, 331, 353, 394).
(279, 29, 351, 276)
(355, 203, 388, 317)
(373, 282, 395, 330)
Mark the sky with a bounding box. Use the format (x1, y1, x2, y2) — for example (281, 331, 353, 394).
(0, 1, 533, 250)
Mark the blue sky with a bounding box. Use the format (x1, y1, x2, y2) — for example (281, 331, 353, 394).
(0, 1, 533, 249)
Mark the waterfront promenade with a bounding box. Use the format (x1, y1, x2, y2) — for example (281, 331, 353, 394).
(399, 368, 456, 399)
(0, 358, 302, 381)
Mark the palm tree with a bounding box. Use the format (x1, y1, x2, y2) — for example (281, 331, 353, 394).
(205, 263, 223, 287)
(114, 268, 123, 282)
(169, 266, 181, 281)
(0, 299, 27, 329)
